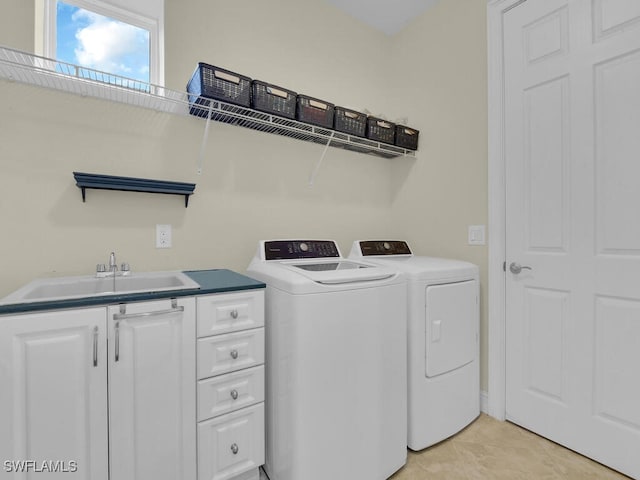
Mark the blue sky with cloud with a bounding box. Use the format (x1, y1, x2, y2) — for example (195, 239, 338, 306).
(56, 1, 150, 83)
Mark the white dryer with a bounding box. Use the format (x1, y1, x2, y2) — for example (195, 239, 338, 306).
(247, 240, 407, 480)
(350, 240, 479, 450)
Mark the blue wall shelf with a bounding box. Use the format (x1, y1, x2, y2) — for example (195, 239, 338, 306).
(73, 172, 196, 207)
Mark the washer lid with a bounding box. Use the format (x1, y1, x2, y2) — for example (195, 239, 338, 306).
(290, 261, 370, 272)
(280, 259, 396, 286)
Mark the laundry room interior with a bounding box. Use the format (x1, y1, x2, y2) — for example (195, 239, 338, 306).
(0, 0, 488, 337)
(0, 0, 638, 479)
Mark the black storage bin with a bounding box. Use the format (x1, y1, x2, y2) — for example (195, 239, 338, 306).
(296, 95, 335, 128)
(334, 107, 367, 137)
(395, 125, 419, 150)
(366, 117, 396, 145)
(187, 63, 251, 117)
(251, 80, 297, 119)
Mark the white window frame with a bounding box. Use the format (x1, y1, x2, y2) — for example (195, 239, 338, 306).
(38, 0, 164, 86)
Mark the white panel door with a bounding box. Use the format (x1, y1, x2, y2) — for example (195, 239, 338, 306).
(0, 308, 108, 480)
(504, 0, 640, 477)
(108, 298, 196, 480)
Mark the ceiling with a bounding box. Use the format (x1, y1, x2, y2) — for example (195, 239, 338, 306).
(323, 0, 441, 35)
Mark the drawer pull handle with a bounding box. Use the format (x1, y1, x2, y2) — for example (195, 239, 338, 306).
(230, 389, 239, 400)
(113, 300, 184, 321)
(231, 443, 239, 455)
(230, 309, 239, 319)
(93, 326, 99, 367)
(115, 321, 120, 362)
(230, 349, 239, 359)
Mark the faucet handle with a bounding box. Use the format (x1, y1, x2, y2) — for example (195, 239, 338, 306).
(96, 264, 106, 273)
(121, 263, 130, 273)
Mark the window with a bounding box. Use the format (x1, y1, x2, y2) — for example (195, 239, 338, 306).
(37, 0, 164, 86)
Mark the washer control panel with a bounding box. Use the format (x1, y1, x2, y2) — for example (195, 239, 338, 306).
(265, 240, 340, 260)
(359, 241, 412, 256)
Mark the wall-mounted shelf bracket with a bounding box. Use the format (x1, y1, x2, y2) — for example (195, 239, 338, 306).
(309, 131, 335, 186)
(73, 172, 196, 207)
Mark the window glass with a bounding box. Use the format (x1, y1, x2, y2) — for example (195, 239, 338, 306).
(56, 1, 150, 84)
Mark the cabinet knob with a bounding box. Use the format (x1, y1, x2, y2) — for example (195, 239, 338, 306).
(230, 443, 239, 455)
(230, 349, 239, 359)
(230, 309, 239, 319)
(230, 389, 239, 400)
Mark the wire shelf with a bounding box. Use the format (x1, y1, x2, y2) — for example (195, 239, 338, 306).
(0, 45, 416, 160)
(189, 99, 413, 158)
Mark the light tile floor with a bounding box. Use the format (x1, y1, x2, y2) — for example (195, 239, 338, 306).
(390, 414, 631, 480)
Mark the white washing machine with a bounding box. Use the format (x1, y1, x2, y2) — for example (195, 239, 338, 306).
(350, 240, 480, 450)
(247, 240, 407, 480)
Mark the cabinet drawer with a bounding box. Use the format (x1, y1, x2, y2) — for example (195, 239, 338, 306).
(197, 403, 265, 480)
(198, 365, 264, 421)
(197, 328, 264, 380)
(197, 291, 264, 337)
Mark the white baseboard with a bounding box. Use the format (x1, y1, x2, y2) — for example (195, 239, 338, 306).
(480, 390, 489, 414)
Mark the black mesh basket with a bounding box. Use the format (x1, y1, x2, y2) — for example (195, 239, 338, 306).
(366, 117, 396, 145)
(251, 80, 297, 119)
(334, 107, 367, 137)
(395, 125, 419, 150)
(296, 95, 335, 128)
(187, 63, 251, 117)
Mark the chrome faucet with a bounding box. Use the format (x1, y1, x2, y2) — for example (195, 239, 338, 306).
(109, 252, 117, 273)
(96, 251, 131, 278)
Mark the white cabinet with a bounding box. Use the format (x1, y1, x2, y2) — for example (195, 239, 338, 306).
(196, 291, 265, 480)
(197, 291, 264, 337)
(0, 287, 264, 480)
(197, 404, 265, 480)
(197, 328, 265, 379)
(0, 307, 109, 480)
(0, 298, 196, 480)
(197, 366, 265, 421)
(107, 297, 196, 480)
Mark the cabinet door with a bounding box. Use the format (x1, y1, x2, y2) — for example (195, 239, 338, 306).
(108, 297, 196, 480)
(0, 308, 108, 480)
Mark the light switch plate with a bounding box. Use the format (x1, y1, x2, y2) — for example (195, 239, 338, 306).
(468, 225, 486, 246)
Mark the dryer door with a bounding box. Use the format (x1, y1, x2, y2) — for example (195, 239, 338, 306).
(425, 280, 477, 378)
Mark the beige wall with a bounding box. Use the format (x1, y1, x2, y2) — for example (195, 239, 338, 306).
(0, 0, 488, 390)
(0, 0, 34, 52)
(388, 0, 490, 390)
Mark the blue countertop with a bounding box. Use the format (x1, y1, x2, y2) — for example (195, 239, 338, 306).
(0, 269, 265, 315)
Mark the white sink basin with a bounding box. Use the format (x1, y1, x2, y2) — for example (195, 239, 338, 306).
(0, 271, 200, 305)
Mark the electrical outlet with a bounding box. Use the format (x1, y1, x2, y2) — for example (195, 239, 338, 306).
(156, 224, 172, 248)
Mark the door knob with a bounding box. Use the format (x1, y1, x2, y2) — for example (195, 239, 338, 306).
(509, 262, 532, 274)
